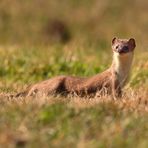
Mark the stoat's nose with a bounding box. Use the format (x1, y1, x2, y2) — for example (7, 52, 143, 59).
(118, 46, 129, 54)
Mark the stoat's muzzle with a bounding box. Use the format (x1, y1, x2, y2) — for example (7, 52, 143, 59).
(116, 45, 129, 54)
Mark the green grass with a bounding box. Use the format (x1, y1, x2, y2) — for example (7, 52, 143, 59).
(0, 46, 109, 91)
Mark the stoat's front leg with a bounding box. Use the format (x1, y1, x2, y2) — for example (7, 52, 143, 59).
(112, 75, 122, 100)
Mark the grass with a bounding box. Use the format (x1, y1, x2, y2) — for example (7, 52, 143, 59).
(0, 45, 148, 148)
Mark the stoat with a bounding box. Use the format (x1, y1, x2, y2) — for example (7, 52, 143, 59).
(16, 37, 136, 99)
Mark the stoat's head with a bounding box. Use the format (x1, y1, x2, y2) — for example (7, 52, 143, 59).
(112, 37, 136, 56)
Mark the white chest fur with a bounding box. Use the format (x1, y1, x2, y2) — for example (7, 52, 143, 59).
(113, 52, 133, 87)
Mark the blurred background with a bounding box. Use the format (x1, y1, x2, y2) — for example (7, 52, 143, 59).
(0, 0, 147, 48)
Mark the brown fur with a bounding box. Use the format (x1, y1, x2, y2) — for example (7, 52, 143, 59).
(16, 37, 136, 98)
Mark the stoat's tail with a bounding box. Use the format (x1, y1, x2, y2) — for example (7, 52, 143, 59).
(0, 85, 32, 102)
(0, 90, 28, 100)
(0, 85, 31, 100)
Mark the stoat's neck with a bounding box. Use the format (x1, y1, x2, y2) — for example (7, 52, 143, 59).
(112, 52, 134, 86)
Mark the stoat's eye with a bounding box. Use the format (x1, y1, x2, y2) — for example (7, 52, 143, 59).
(116, 45, 119, 49)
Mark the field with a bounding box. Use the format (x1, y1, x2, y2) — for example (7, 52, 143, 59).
(0, 0, 148, 147)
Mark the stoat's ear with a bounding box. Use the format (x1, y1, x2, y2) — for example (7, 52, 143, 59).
(128, 38, 136, 50)
(112, 37, 117, 45)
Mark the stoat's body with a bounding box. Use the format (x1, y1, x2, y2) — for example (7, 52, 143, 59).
(16, 38, 136, 98)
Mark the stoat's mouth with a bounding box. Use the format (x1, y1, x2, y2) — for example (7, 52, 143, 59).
(113, 51, 132, 57)
(118, 50, 129, 55)
(114, 50, 129, 55)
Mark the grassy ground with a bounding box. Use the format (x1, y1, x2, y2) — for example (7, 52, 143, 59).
(0, 0, 148, 147)
(0, 45, 148, 148)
